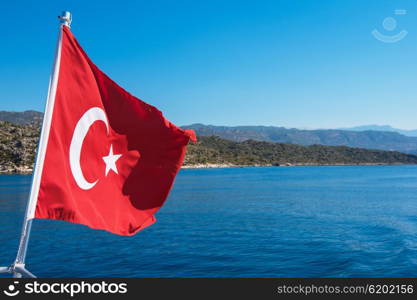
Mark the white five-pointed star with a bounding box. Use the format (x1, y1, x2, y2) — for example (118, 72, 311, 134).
(102, 145, 122, 176)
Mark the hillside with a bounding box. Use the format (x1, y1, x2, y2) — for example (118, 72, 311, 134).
(0, 110, 43, 125)
(2, 112, 417, 154)
(183, 136, 417, 167)
(0, 121, 40, 173)
(1, 122, 417, 173)
(184, 124, 417, 154)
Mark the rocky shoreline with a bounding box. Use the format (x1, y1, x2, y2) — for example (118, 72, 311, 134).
(0, 166, 33, 174)
(1, 162, 414, 175)
(181, 162, 413, 169)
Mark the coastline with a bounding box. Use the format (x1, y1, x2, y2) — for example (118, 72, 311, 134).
(1, 162, 415, 175)
(182, 162, 413, 169)
(0, 166, 33, 174)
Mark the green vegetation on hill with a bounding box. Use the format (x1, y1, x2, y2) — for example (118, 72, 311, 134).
(1, 121, 417, 173)
(0, 121, 40, 173)
(183, 136, 417, 166)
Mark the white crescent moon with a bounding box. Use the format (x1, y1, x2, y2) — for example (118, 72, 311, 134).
(69, 107, 109, 190)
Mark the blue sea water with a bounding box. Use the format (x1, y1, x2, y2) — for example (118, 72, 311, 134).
(1, 166, 417, 278)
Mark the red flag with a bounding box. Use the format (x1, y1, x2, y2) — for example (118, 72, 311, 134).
(34, 26, 196, 236)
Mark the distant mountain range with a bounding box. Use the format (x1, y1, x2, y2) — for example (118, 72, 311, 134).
(1, 111, 417, 154)
(0, 110, 43, 125)
(342, 125, 417, 137)
(183, 124, 417, 154)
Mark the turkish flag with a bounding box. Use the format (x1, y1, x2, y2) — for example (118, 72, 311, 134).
(34, 26, 196, 236)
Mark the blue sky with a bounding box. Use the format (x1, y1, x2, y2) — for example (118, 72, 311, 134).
(1, 0, 417, 129)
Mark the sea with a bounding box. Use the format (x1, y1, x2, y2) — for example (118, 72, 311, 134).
(1, 166, 417, 278)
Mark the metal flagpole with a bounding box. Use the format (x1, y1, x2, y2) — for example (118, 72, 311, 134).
(0, 11, 72, 278)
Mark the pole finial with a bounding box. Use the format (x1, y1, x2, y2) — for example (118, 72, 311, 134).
(58, 11, 72, 27)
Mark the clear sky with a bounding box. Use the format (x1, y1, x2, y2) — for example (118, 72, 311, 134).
(1, 0, 416, 129)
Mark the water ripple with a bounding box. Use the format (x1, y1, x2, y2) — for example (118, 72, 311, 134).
(1, 166, 417, 277)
